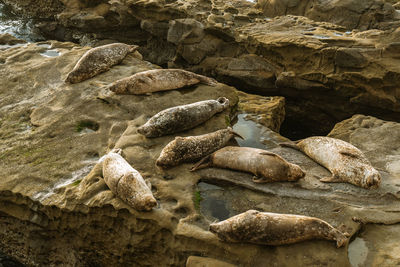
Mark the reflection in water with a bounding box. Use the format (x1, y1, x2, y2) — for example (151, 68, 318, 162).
(348, 237, 369, 267)
(232, 113, 289, 150)
(232, 113, 265, 149)
(40, 49, 61, 57)
(198, 182, 230, 221)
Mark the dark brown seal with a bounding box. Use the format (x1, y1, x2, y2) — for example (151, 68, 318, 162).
(209, 210, 349, 247)
(102, 149, 157, 211)
(191, 146, 305, 183)
(108, 69, 217, 94)
(280, 136, 381, 189)
(66, 43, 138, 83)
(156, 127, 243, 168)
(137, 97, 230, 138)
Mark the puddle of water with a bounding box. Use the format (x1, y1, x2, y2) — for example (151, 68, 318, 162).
(198, 182, 231, 221)
(40, 49, 60, 57)
(232, 113, 266, 149)
(333, 32, 343, 36)
(32, 158, 99, 202)
(348, 237, 369, 267)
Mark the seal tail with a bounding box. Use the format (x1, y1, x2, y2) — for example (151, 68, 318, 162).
(198, 75, 218, 86)
(279, 142, 300, 151)
(227, 127, 244, 140)
(191, 155, 212, 172)
(335, 230, 350, 248)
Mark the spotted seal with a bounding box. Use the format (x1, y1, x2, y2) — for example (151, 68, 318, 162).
(209, 210, 349, 247)
(137, 97, 230, 138)
(102, 149, 157, 211)
(280, 136, 381, 189)
(156, 127, 243, 168)
(108, 69, 217, 94)
(66, 43, 138, 83)
(191, 146, 305, 183)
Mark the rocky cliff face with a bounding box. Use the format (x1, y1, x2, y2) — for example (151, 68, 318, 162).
(2, 0, 400, 137)
(1, 0, 400, 266)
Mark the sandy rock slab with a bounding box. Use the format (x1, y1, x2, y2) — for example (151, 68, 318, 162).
(197, 113, 400, 266)
(0, 39, 293, 266)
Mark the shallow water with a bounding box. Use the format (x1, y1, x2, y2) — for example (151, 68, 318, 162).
(40, 49, 61, 57)
(348, 237, 369, 267)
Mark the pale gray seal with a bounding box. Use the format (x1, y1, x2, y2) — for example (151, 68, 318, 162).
(137, 97, 230, 138)
(191, 146, 305, 183)
(209, 210, 349, 248)
(156, 127, 243, 168)
(66, 43, 138, 83)
(102, 149, 157, 211)
(108, 69, 217, 94)
(280, 136, 381, 189)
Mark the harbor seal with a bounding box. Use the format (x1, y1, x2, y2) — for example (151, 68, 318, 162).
(280, 136, 381, 189)
(137, 97, 230, 138)
(66, 43, 138, 83)
(191, 146, 305, 183)
(156, 127, 243, 168)
(209, 210, 349, 247)
(108, 69, 218, 94)
(102, 149, 157, 211)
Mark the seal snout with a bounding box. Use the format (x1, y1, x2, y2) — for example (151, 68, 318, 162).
(140, 195, 157, 211)
(364, 171, 381, 189)
(216, 97, 229, 108)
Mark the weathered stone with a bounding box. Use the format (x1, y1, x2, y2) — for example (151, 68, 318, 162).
(237, 91, 285, 132)
(257, 0, 399, 30)
(167, 19, 205, 45)
(335, 48, 369, 68)
(186, 256, 237, 267)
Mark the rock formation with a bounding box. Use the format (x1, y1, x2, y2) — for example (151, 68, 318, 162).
(1, 0, 400, 265)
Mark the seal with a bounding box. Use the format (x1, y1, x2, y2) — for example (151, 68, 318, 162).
(191, 146, 305, 183)
(102, 148, 157, 211)
(65, 43, 138, 83)
(209, 210, 349, 248)
(108, 69, 218, 94)
(137, 97, 230, 138)
(280, 136, 381, 189)
(156, 127, 243, 168)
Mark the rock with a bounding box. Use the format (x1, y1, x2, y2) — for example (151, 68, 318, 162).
(257, 0, 399, 30)
(3, 0, 400, 139)
(0, 33, 27, 45)
(167, 19, 205, 45)
(186, 256, 237, 267)
(237, 91, 285, 132)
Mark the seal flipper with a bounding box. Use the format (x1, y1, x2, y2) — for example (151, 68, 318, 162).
(320, 174, 342, 183)
(279, 142, 300, 151)
(191, 155, 212, 171)
(339, 150, 360, 158)
(252, 176, 268, 183)
(259, 151, 279, 157)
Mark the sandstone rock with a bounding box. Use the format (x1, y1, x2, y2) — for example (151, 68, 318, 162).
(237, 91, 285, 132)
(257, 0, 399, 30)
(186, 256, 237, 267)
